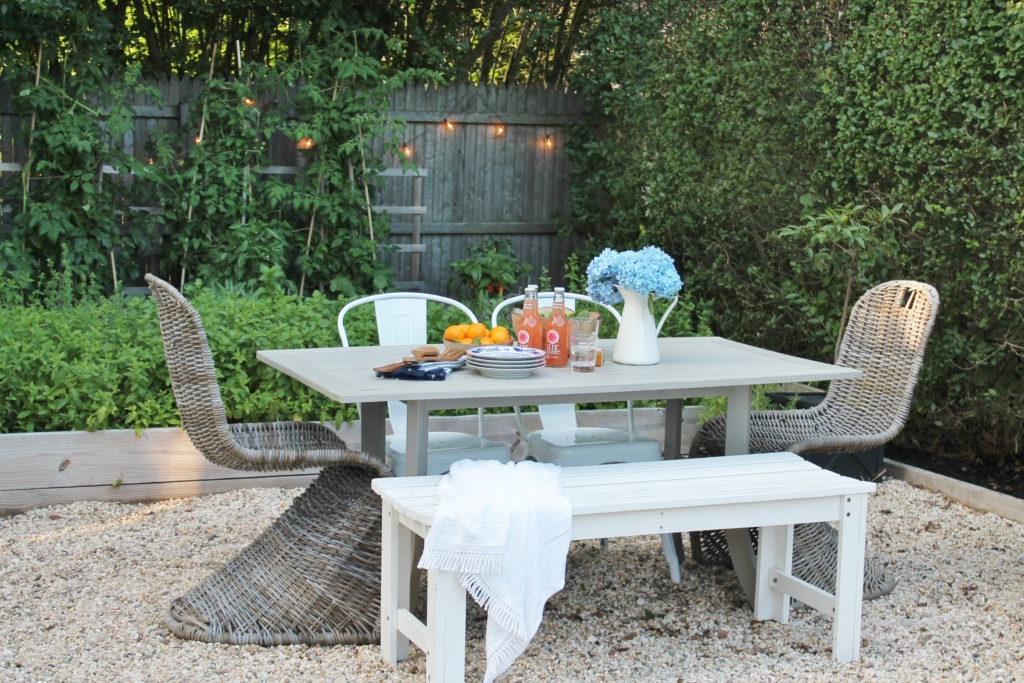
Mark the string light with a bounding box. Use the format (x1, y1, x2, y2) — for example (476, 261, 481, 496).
(296, 136, 315, 150)
(545, 135, 553, 149)
(242, 97, 257, 107)
(194, 135, 202, 145)
(443, 118, 454, 131)
(401, 144, 412, 158)
(496, 124, 505, 136)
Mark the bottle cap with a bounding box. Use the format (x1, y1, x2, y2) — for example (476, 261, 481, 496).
(525, 284, 538, 291)
(554, 287, 565, 293)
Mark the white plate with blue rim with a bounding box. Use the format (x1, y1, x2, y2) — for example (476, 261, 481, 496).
(471, 364, 544, 379)
(466, 346, 546, 364)
(468, 358, 546, 369)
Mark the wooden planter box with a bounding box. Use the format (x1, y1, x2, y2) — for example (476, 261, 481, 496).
(0, 408, 681, 515)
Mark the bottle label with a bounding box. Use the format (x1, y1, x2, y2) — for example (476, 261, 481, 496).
(517, 329, 530, 345)
(546, 330, 560, 345)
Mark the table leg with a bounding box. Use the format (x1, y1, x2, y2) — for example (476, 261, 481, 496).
(663, 398, 686, 578)
(361, 402, 387, 461)
(405, 401, 430, 612)
(664, 398, 683, 460)
(405, 401, 430, 477)
(724, 385, 758, 604)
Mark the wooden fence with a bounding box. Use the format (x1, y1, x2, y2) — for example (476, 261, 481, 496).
(0, 80, 584, 293)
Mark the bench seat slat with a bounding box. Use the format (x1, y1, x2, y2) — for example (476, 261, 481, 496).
(392, 480, 874, 524)
(372, 454, 840, 501)
(378, 467, 864, 513)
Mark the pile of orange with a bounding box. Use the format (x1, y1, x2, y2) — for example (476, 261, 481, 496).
(443, 323, 512, 346)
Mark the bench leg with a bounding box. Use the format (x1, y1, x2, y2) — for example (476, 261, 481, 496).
(381, 502, 411, 664)
(754, 524, 792, 623)
(426, 568, 466, 683)
(833, 493, 868, 662)
(660, 534, 682, 583)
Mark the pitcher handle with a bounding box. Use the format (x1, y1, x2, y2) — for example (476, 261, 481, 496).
(656, 296, 679, 335)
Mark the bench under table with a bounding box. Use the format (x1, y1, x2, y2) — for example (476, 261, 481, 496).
(372, 452, 877, 682)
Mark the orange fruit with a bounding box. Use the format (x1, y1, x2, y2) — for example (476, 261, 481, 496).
(479, 337, 496, 345)
(443, 325, 463, 341)
(490, 326, 511, 343)
(458, 323, 471, 335)
(458, 337, 475, 345)
(466, 322, 488, 339)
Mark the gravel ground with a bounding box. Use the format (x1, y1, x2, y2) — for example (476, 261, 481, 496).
(3, 479, 1024, 683)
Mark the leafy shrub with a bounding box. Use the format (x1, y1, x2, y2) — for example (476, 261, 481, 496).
(448, 237, 533, 320)
(0, 287, 473, 434)
(568, 0, 1024, 457)
(2, 29, 435, 298)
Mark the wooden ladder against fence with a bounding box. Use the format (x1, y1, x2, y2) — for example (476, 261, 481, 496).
(373, 168, 427, 292)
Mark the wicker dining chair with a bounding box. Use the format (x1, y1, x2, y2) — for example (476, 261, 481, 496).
(145, 274, 394, 646)
(688, 280, 940, 601)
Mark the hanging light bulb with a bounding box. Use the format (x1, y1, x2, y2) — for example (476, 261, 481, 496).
(545, 135, 553, 149)
(443, 118, 454, 131)
(194, 135, 202, 145)
(242, 97, 257, 107)
(296, 136, 315, 150)
(496, 124, 505, 136)
(401, 144, 412, 158)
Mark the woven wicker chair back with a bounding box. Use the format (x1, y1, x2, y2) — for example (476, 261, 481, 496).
(145, 275, 238, 465)
(820, 280, 940, 437)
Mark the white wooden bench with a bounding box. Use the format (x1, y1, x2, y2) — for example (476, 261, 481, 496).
(372, 452, 876, 682)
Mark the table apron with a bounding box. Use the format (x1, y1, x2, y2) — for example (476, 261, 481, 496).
(400, 386, 738, 411)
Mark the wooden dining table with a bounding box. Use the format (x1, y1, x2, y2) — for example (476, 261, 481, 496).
(257, 336, 861, 604)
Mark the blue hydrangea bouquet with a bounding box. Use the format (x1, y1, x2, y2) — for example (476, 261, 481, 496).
(586, 246, 683, 305)
(585, 246, 683, 365)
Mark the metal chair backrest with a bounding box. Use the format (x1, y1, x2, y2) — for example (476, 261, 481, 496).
(145, 274, 237, 465)
(823, 280, 940, 433)
(494, 292, 633, 434)
(338, 292, 478, 436)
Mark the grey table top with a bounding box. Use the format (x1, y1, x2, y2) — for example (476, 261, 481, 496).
(257, 337, 862, 407)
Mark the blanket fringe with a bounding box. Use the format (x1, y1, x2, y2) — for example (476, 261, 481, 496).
(461, 573, 528, 640)
(419, 549, 504, 575)
(483, 631, 529, 683)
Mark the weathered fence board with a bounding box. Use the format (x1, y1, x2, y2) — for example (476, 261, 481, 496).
(0, 81, 583, 293)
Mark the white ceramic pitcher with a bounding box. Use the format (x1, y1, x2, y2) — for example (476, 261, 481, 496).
(612, 286, 678, 365)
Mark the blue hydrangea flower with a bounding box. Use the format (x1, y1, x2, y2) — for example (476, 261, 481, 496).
(586, 246, 682, 305)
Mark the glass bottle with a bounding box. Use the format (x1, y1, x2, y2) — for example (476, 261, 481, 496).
(517, 285, 543, 350)
(544, 287, 569, 366)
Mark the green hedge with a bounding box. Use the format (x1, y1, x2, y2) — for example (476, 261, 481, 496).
(0, 289, 470, 434)
(567, 0, 1024, 457)
(0, 283, 713, 434)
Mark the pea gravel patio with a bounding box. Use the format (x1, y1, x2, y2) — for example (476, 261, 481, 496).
(2, 479, 1022, 682)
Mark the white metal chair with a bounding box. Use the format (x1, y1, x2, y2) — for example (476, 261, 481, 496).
(492, 292, 680, 580)
(339, 293, 511, 476)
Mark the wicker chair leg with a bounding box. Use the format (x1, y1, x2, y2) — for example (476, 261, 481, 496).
(690, 523, 894, 602)
(166, 465, 385, 646)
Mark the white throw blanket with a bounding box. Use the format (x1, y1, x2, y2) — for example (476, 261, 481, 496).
(418, 459, 572, 683)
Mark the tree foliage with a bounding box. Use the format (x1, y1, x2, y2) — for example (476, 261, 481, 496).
(567, 0, 1024, 457)
(0, 0, 603, 86)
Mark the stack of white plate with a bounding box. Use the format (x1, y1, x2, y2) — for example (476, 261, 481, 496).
(465, 346, 547, 379)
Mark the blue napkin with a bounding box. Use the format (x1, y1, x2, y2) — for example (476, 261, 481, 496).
(376, 364, 452, 381)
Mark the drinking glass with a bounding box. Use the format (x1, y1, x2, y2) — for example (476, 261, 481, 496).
(569, 317, 600, 373)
